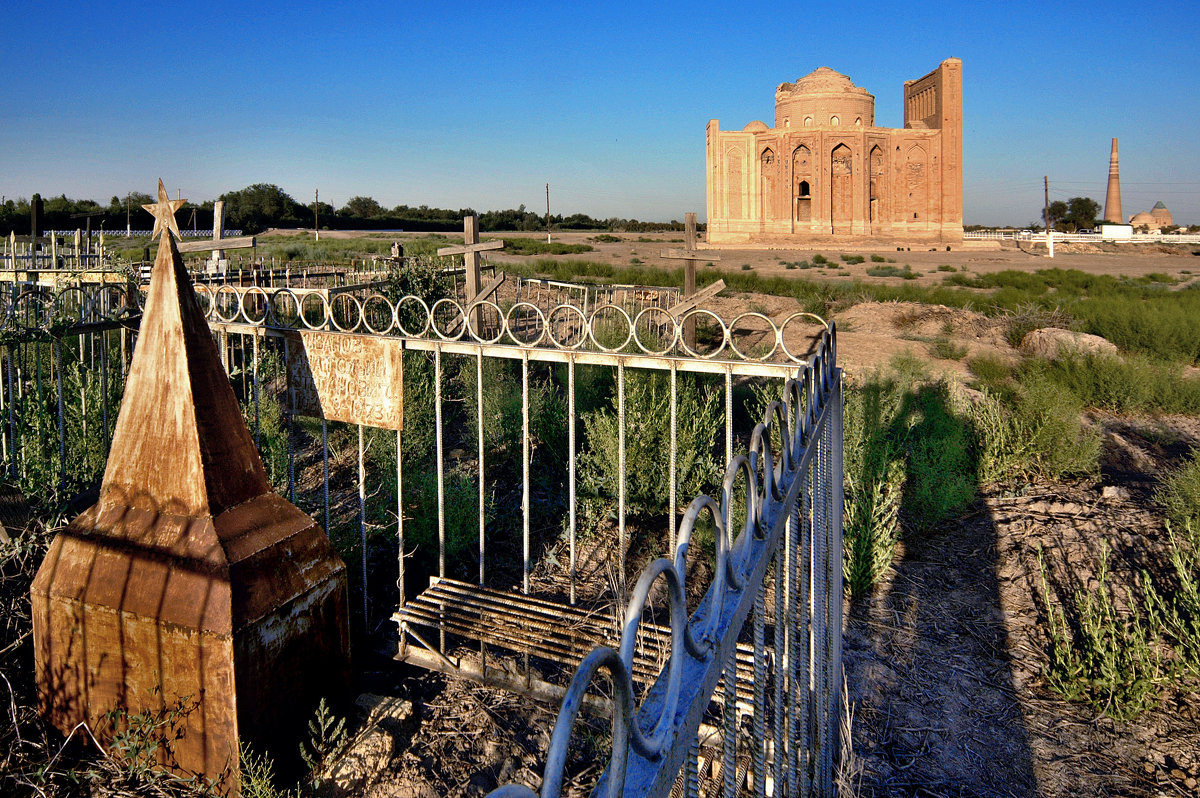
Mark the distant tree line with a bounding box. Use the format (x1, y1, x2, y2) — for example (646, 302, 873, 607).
(0, 184, 700, 236)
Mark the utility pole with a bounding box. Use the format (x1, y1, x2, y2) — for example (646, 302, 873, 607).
(314, 189, 320, 242)
(1043, 176, 1050, 231)
(1044, 175, 1054, 259)
(545, 183, 551, 244)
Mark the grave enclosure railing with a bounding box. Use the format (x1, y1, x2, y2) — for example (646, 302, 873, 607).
(2, 282, 844, 798)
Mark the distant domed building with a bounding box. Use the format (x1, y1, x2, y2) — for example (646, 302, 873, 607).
(1129, 201, 1173, 231)
(706, 59, 963, 245)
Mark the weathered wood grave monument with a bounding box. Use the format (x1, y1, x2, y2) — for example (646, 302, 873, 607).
(31, 181, 350, 788)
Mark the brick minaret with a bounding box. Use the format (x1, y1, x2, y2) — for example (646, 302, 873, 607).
(1103, 138, 1123, 224)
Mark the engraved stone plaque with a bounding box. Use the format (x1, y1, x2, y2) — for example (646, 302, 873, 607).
(286, 331, 403, 430)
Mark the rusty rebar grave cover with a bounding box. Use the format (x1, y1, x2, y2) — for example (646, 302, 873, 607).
(31, 184, 349, 789)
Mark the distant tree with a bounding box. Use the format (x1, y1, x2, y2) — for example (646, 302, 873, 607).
(1043, 200, 1068, 229)
(1063, 197, 1100, 232)
(341, 196, 385, 218)
(218, 184, 305, 233)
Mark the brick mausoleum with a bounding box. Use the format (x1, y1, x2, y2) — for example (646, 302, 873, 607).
(706, 58, 963, 246)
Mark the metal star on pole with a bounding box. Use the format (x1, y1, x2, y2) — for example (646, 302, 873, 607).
(142, 179, 186, 241)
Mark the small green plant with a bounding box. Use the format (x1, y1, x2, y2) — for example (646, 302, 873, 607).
(1157, 447, 1200, 531)
(811, 253, 828, 265)
(741, 263, 751, 271)
(629, 257, 643, 265)
(784, 262, 797, 270)
(840, 254, 865, 265)
(590, 234, 621, 243)
(966, 354, 1013, 392)
(1038, 544, 1164, 721)
(299, 698, 348, 792)
(870, 255, 886, 263)
(865, 264, 915, 279)
(929, 337, 968, 360)
(937, 264, 957, 272)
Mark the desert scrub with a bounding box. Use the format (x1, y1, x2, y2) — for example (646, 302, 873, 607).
(969, 370, 1099, 485)
(577, 370, 722, 528)
(929, 336, 968, 361)
(497, 237, 592, 256)
(1024, 352, 1200, 415)
(1157, 447, 1200, 531)
(840, 254, 865, 265)
(1039, 544, 1165, 721)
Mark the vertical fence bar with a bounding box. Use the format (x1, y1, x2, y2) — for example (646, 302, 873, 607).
(568, 356, 576, 605)
(617, 360, 626, 596)
(4, 349, 12, 480)
(321, 417, 330, 535)
(359, 424, 368, 625)
(830, 373, 845, 786)
(252, 331, 260, 446)
(100, 329, 109, 452)
(285, 336, 296, 504)
(722, 650, 737, 798)
(477, 351, 485, 587)
(804, 439, 818, 797)
(54, 339, 65, 493)
(685, 739, 699, 798)
(773, 543, 786, 797)
(521, 349, 530, 595)
(669, 360, 678, 553)
(396, 426, 405, 658)
(787, 496, 801, 798)
(725, 368, 733, 465)
(753, 586, 766, 797)
(435, 347, 445, 580)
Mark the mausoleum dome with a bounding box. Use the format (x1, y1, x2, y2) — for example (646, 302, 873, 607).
(743, 120, 769, 132)
(1150, 201, 1173, 228)
(1129, 211, 1155, 228)
(774, 67, 875, 129)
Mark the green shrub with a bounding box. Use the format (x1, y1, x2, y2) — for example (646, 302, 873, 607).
(499, 237, 593, 256)
(966, 354, 1013, 392)
(870, 255, 886, 263)
(929, 337, 968, 361)
(1039, 545, 1164, 721)
(1157, 448, 1200, 531)
(812, 254, 828, 265)
(741, 264, 751, 271)
(969, 370, 1099, 484)
(1022, 353, 1200, 415)
(590, 234, 621, 243)
(577, 371, 721, 525)
(840, 254, 865, 265)
(937, 264, 957, 272)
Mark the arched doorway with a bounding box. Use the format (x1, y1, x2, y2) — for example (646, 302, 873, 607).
(792, 146, 812, 223)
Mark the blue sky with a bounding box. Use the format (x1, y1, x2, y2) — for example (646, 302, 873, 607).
(2, 0, 1197, 225)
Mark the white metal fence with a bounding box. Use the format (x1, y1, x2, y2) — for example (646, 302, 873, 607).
(2, 280, 844, 797)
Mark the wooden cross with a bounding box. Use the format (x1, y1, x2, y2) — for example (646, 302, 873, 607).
(661, 212, 720, 348)
(437, 215, 505, 332)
